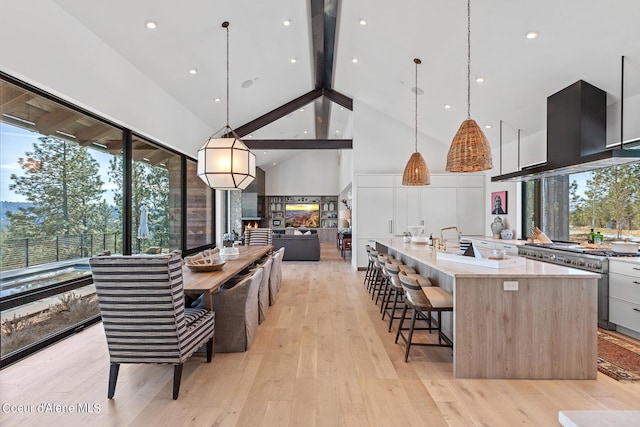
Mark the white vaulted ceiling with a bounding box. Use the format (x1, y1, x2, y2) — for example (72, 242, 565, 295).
(51, 0, 640, 169)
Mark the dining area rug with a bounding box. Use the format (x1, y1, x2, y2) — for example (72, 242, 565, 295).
(597, 330, 640, 382)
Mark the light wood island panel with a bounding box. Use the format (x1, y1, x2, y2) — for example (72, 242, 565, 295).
(376, 238, 599, 379)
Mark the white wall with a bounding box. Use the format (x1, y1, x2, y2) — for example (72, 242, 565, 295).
(0, 1, 211, 157)
(352, 100, 451, 174)
(264, 150, 340, 195)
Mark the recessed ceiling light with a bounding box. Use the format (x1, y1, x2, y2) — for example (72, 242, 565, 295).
(214, 97, 221, 103)
(263, 151, 267, 155)
(188, 68, 198, 75)
(283, 19, 291, 26)
(335, 130, 340, 134)
(273, 162, 277, 166)
(299, 108, 304, 112)
(144, 19, 158, 29)
(475, 77, 485, 83)
(290, 58, 297, 64)
(352, 58, 358, 63)
(303, 130, 308, 134)
(340, 107, 344, 110)
(485, 124, 492, 129)
(444, 104, 452, 109)
(359, 19, 367, 26)
(247, 134, 253, 138)
(526, 31, 539, 39)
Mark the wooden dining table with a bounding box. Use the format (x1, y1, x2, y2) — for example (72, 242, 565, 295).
(182, 245, 272, 309)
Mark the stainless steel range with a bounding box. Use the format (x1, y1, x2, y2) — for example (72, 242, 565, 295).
(518, 242, 634, 330)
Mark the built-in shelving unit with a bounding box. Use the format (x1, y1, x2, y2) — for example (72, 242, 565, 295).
(266, 194, 339, 243)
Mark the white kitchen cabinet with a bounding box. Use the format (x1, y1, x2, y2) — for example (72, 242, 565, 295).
(356, 185, 394, 268)
(609, 260, 640, 337)
(457, 187, 485, 236)
(420, 187, 457, 237)
(354, 173, 486, 268)
(468, 238, 519, 255)
(394, 185, 421, 236)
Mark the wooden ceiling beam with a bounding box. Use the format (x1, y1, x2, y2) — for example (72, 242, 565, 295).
(0, 92, 34, 115)
(34, 108, 79, 136)
(76, 124, 120, 146)
(244, 139, 352, 150)
(233, 89, 322, 138)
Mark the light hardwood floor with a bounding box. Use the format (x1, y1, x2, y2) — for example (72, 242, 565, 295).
(1, 243, 640, 426)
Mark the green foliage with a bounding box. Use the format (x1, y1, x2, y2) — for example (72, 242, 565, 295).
(570, 164, 640, 239)
(108, 155, 170, 249)
(6, 137, 106, 238)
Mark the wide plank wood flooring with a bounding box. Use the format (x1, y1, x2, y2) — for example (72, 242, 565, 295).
(1, 243, 640, 426)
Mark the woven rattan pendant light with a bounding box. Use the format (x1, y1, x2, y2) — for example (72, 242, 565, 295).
(446, 0, 493, 172)
(402, 58, 430, 186)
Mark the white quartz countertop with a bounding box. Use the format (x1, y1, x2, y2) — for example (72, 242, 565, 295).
(376, 238, 600, 279)
(461, 236, 526, 245)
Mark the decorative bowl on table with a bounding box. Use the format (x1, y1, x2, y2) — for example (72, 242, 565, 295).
(185, 259, 225, 272)
(219, 246, 240, 260)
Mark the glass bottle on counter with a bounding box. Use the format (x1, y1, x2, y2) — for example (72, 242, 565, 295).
(428, 233, 433, 246)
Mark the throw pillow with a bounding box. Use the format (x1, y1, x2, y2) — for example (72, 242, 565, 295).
(294, 229, 302, 235)
(304, 230, 311, 235)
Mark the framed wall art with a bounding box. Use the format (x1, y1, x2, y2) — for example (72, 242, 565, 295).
(491, 191, 507, 215)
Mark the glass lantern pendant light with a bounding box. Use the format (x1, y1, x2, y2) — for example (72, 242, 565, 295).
(402, 58, 430, 186)
(446, 0, 493, 172)
(198, 21, 256, 190)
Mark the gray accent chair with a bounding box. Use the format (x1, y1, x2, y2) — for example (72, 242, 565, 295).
(89, 251, 215, 400)
(212, 268, 262, 352)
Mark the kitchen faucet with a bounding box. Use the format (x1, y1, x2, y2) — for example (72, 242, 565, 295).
(440, 226, 460, 251)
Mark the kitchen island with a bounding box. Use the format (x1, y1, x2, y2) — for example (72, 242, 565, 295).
(377, 238, 600, 379)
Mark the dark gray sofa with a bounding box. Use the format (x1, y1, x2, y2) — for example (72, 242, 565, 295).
(271, 233, 320, 261)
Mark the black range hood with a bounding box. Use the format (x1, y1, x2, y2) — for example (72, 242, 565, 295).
(492, 80, 640, 182)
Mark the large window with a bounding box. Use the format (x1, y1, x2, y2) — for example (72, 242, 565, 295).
(523, 164, 640, 242)
(0, 73, 215, 366)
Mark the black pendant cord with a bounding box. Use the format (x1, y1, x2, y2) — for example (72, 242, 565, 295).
(414, 58, 420, 153)
(621, 55, 625, 148)
(222, 21, 230, 131)
(466, 0, 471, 119)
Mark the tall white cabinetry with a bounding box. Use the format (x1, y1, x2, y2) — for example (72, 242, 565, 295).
(356, 175, 395, 267)
(355, 173, 485, 268)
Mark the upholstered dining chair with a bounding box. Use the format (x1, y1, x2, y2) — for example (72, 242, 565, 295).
(255, 257, 273, 324)
(269, 247, 285, 305)
(89, 251, 215, 400)
(211, 268, 262, 352)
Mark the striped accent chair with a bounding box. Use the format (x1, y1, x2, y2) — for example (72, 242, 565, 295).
(246, 228, 273, 246)
(89, 251, 215, 400)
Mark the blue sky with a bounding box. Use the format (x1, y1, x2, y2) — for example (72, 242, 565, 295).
(0, 122, 117, 204)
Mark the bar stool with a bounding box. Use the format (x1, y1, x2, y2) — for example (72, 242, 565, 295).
(374, 254, 400, 305)
(382, 263, 415, 332)
(395, 271, 453, 362)
(365, 247, 379, 292)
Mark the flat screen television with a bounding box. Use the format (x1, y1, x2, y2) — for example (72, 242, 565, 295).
(285, 203, 320, 228)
